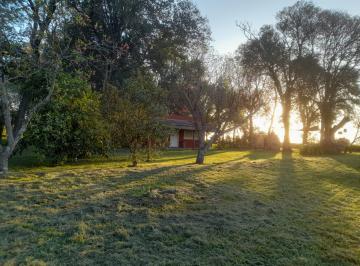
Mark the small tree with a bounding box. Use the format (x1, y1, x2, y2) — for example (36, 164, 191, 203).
(103, 72, 169, 167)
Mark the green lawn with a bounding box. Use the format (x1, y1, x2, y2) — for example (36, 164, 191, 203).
(1, 150, 359, 265)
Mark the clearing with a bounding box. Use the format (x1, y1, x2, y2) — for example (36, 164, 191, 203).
(0, 150, 359, 265)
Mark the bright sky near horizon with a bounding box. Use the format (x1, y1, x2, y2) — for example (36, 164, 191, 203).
(192, 0, 360, 143)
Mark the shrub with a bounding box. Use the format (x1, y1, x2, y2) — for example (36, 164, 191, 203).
(300, 144, 324, 156)
(347, 145, 360, 153)
(264, 132, 281, 152)
(300, 138, 350, 156)
(216, 136, 248, 149)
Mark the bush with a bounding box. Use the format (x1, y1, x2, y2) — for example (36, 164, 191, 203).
(347, 145, 360, 153)
(300, 144, 324, 156)
(300, 138, 350, 156)
(216, 136, 249, 149)
(216, 132, 281, 151)
(264, 132, 281, 152)
(18, 74, 109, 163)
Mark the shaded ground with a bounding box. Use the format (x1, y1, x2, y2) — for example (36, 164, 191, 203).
(1, 150, 359, 265)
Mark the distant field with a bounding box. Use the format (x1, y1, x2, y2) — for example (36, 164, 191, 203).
(1, 150, 359, 265)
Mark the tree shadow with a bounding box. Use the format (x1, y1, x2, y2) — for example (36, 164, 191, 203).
(244, 149, 279, 160)
(328, 153, 360, 172)
(1, 152, 360, 265)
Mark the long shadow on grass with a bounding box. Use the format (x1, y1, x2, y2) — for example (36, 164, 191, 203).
(273, 152, 360, 265)
(328, 153, 360, 172)
(0, 163, 225, 264)
(2, 153, 359, 265)
(244, 150, 278, 160)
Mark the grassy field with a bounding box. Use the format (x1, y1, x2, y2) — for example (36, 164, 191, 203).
(0, 150, 359, 265)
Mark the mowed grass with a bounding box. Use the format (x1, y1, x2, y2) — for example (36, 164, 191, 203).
(1, 150, 360, 265)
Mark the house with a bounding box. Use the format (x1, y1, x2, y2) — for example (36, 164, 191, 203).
(164, 114, 199, 149)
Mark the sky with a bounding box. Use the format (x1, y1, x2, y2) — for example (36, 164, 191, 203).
(192, 0, 360, 143)
(192, 0, 360, 54)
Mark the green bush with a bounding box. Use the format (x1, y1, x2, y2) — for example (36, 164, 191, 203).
(18, 74, 109, 163)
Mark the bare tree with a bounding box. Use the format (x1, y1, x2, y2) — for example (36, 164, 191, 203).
(173, 58, 244, 164)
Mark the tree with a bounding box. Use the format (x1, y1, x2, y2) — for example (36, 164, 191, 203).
(18, 74, 108, 163)
(0, 0, 64, 174)
(350, 107, 360, 146)
(314, 10, 360, 147)
(102, 72, 169, 167)
(172, 59, 244, 164)
(292, 56, 321, 144)
(239, 1, 321, 151)
(239, 26, 294, 151)
(66, 0, 210, 91)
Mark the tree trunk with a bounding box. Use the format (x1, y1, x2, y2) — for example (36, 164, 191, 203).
(268, 92, 278, 135)
(302, 127, 309, 145)
(0, 152, 9, 176)
(249, 114, 254, 147)
(146, 136, 151, 162)
(196, 130, 207, 164)
(130, 142, 138, 167)
(320, 105, 335, 147)
(282, 97, 292, 152)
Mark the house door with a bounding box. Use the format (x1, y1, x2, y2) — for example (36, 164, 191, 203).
(169, 133, 179, 148)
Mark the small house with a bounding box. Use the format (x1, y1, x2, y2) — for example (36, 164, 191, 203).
(164, 115, 199, 149)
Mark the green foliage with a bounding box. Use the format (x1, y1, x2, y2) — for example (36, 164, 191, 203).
(67, 0, 210, 88)
(103, 72, 169, 166)
(18, 74, 109, 163)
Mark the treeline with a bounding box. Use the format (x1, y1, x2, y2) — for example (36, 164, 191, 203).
(0, 0, 359, 173)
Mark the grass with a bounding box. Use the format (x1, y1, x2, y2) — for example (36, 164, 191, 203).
(1, 149, 360, 265)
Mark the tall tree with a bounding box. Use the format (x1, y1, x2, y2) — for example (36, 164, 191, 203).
(315, 10, 360, 147)
(0, 0, 64, 174)
(67, 0, 210, 91)
(239, 25, 295, 151)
